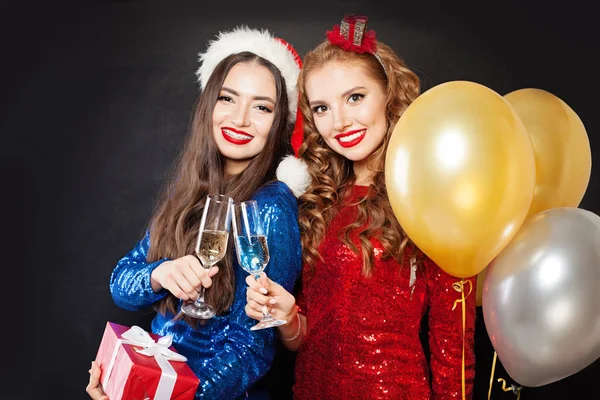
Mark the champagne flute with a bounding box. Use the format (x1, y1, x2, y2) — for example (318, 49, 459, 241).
(181, 194, 233, 319)
(232, 200, 286, 330)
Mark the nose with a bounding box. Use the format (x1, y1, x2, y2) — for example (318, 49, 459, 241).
(332, 105, 351, 132)
(230, 102, 251, 127)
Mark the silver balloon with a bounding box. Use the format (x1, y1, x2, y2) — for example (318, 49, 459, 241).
(482, 207, 600, 387)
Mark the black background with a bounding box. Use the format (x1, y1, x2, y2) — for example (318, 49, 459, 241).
(1, 0, 596, 399)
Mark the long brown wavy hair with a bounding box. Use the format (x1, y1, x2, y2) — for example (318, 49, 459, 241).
(297, 40, 421, 276)
(146, 52, 292, 326)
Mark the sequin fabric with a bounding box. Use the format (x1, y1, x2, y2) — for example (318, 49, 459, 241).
(294, 185, 476, 400)
(110, 181, 302, 400)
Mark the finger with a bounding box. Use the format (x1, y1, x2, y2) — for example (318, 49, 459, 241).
(258, 272, 285, 297)
(93, 362, 109, 400)
(259, 272, 271, 291)
(245, 304, 263, 321)
(165, 280, 196, 301)
(178, 265, 204, 293)
(200, 272, 214, 289)
(86, 366, 107, 399)
(246, 275, 268, 295)
(179, 279, 201, 300)
(172, 274, 200, 300)
(208, 266, 219, 277)
(245, 274, 263, 290)
(185, 254, 202, 266)
(246, 287, 270, 305)
(248, 299, 265, 313)
(86, 385, 108, 400)
(90, 361, 102, 384)
(178, 257, 205, 284)
(185, 255, 206, 278)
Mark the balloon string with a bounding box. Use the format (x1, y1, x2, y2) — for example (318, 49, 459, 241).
(488, 351, 523, 400)
(452, 278, 472, 400)
(488, 351, 497, 400)
(498, 378, 522, 400)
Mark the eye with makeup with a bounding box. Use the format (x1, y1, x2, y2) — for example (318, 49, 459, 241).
(217, 95, 234, 103)
(311, 104, 328, 115)
(348, 93, 365, 104)
(255, 104, 273, 113)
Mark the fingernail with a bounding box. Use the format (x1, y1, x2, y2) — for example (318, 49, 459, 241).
(259, 288, 268, 294)
(269, 298, 277, 305)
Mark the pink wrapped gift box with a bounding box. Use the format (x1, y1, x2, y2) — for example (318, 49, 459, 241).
(95, 322, 199, 400)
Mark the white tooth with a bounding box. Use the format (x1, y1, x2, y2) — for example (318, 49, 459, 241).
(339, 131, 365, 143)
(224, 129, 252, 140)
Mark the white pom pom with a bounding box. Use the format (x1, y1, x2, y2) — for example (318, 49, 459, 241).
(276, 155, 311, 198)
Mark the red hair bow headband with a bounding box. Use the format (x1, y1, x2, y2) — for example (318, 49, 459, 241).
(326, 15, 386, 73)
(326, 15, 377, 54)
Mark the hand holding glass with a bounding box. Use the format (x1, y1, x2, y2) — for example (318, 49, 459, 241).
(181, 194, 232, 319)
(233, 200, 286, 330)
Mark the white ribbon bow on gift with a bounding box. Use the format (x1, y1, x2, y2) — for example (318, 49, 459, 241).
(121, 325, 188, 362)
(103, 325, 188, 400)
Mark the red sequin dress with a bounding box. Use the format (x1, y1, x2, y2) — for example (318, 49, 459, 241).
(294, 185, 476, 400)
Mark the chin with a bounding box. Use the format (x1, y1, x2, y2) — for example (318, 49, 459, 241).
(340, 149, 372, 162)
(218, 145, 255, 160)
(224, 150, 259, 162)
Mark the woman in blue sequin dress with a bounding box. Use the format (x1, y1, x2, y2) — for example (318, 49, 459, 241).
(86, 27, 304, 400)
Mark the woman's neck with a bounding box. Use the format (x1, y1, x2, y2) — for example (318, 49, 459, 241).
(353, 159, 374, 186)
(224, 158, 251, 175)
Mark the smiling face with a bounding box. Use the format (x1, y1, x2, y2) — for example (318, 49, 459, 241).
(212, 61, 277, 175)
(304, 60, 388, 166)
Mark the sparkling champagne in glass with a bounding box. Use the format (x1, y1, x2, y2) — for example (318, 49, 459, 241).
(181, 194, 232, 319)
(233, 200, 286, 330)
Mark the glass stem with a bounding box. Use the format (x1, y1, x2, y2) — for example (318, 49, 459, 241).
(261, 305, 270, 319)
(195, 263, 215, 306)
(196, 286, 206, 305)
(254, 273, 271, 319)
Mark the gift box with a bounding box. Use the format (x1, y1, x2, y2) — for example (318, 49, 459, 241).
(95, 322, 199, 400)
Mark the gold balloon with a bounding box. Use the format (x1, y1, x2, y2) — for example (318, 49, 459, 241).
(385, 81, 535, 278)
(504, 88, 591, 217)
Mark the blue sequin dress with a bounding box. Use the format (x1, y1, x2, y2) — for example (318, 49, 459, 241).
(110, 181, 302, 399)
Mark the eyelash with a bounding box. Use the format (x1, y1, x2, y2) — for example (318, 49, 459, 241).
(217, 96, 272, 113)
(256, 105, 273, 113)
(348, 93, 365, 103)
(312, 105, 327, 114)
(311, 93, 366, 115)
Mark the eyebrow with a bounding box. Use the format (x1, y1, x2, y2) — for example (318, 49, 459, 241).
(221, 87, 275, 104)
(309, 86, 367, 107)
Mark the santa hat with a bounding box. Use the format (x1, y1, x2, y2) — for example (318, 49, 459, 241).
(196, 26, 310, 197)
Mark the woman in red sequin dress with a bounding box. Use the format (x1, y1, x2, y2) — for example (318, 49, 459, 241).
(246, 15, 476, 400)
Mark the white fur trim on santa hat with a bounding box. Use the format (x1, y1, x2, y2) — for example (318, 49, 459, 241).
(196, 26, 300, 123)
(276, 155, 311, 198)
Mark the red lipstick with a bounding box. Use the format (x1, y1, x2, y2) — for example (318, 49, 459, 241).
(221, 127, 254, 145)
(334, 129, 366, 148)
